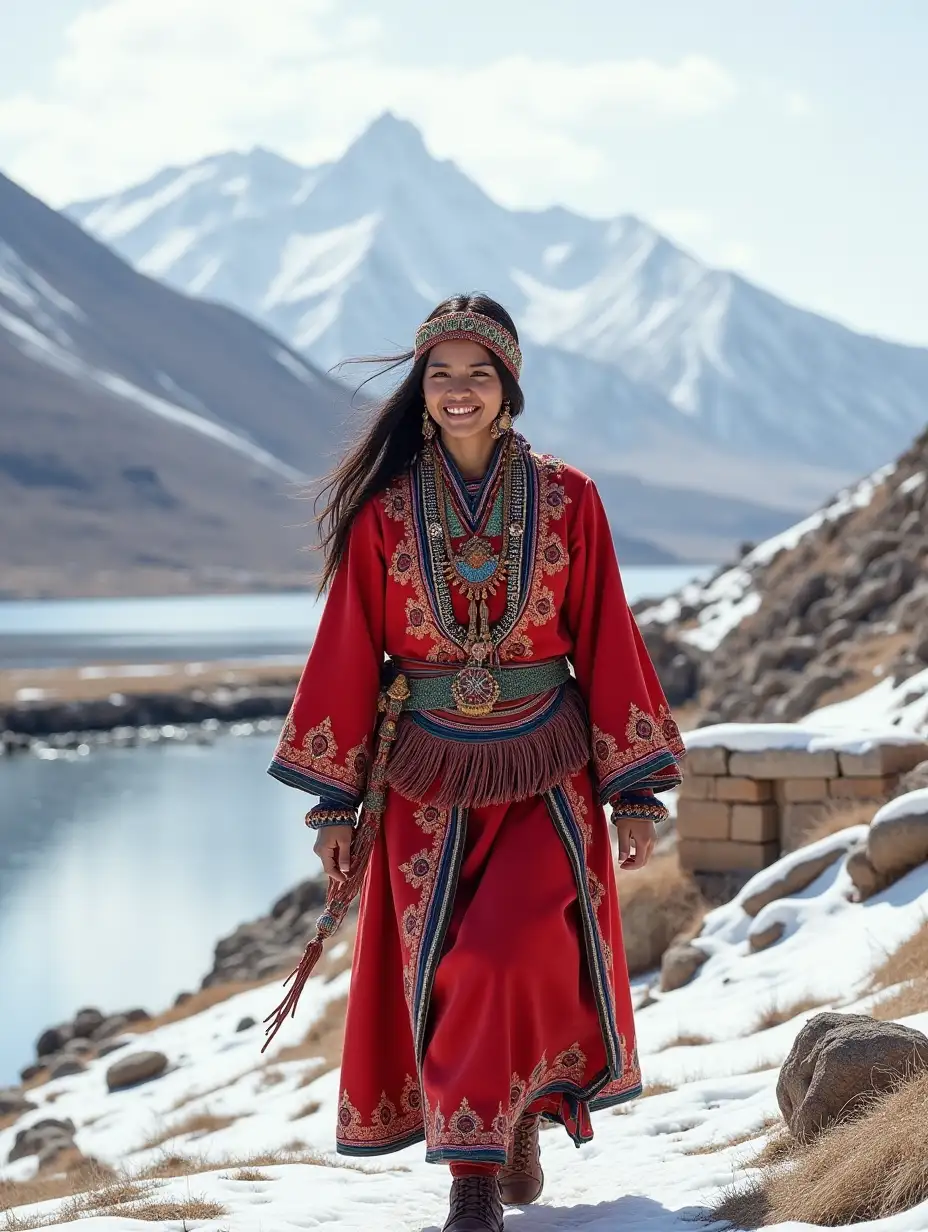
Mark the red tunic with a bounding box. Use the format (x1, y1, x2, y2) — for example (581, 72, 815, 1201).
(269, 436, 684, 1164)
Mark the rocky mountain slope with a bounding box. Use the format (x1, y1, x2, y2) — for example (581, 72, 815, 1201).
(0, 170, 356, 598)
(639, 425, 928, 726)
(69, 114, 928, 519)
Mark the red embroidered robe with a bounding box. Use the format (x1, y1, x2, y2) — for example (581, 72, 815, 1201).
(269, 438, 684, 1164)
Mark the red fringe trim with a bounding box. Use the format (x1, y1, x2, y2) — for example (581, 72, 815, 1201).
(385, 684, 591, 807)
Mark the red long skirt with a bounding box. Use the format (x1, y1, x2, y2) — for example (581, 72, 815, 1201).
(335, 770, 641, 1163)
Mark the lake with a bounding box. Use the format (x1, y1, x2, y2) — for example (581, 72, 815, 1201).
(0, 569, 707, 1085)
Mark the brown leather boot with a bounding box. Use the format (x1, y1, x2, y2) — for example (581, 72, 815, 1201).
(442, 1175, 504, 1231)
(499, 1113, 544, 1205)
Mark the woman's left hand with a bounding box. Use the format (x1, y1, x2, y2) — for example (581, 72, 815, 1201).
(615, 818, 656, 870)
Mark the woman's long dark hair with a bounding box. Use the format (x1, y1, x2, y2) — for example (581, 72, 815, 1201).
(315, 293, 524, 591)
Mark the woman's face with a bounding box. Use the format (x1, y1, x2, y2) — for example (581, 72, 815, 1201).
(422, 339, 504, 443)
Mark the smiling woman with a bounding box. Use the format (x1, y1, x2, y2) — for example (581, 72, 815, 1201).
(262, 292, 684, 1232)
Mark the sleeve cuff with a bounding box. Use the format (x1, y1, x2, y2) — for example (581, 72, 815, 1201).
(609, 787, 669, 825)
(304, 797, 360, 830)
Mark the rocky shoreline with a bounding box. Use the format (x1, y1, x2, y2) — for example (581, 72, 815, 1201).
(0, 683, 295, 754)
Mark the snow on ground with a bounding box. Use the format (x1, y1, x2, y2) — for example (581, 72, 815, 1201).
(4, 801, 928, 1230)
(638, 464, 896, 652)
(807, 667, 928, 736)
(685, 722, 928, 752)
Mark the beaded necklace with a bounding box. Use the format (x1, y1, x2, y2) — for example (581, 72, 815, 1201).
(421, 435, 527, 715)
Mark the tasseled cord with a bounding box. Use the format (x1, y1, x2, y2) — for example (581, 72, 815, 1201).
(261, 674, 410, 1053)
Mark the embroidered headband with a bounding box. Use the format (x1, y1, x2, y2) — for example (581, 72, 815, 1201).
(414, 311, 523, 380)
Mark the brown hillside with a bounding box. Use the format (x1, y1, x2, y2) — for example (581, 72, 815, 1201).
(0, 170, 354, 598)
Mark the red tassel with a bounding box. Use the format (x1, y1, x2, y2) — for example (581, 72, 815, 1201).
(261, 937, 324, 1052)
(261, 673, 411, 1054)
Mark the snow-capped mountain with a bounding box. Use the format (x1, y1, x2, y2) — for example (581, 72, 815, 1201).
(69, 113, 928, 509)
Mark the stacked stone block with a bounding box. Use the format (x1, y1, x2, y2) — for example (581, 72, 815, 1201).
(678, 741, 928, 873)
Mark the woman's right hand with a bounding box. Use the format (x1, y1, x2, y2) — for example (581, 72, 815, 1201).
(311, 824, 355, 884)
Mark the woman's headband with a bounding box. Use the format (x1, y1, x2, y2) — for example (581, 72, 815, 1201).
(414, 311, 523, 380)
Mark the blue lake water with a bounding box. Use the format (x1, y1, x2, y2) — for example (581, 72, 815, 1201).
(0, 569, 707, 1085)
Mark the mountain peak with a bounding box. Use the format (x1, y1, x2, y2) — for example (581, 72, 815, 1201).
(345, 112, 431, 162)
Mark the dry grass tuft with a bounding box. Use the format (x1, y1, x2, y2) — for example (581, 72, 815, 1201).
(639, 1082, 675, 1098)
(618, 852, 707, 977)
(744, 1126, 797, 1169)
(224, 1168, 273, 1182)
(709, 1180, 770, 1230)
(660, 1033, 712, 1049)
(259, 1068, 287, 1090)
(869, 919, 928, 1022)
(870, 919, 928, 991)
(128, 980, 268, 1034)
(750, 996, 825, 1034)
(273, 995, 347, 1073)
(684, 1123, 777, 1156)
(0, 1159, 119, 1217)
(141, 1112, 238, 1150)
(710, 1070, 928, 1226)
(92, 1197, 227, 1223)
(790, 800, 876, 851)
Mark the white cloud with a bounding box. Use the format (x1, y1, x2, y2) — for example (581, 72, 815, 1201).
(0, 0, 738, 206)
(653, 209, 714, 243)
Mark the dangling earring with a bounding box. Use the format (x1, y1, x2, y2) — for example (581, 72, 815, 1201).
(422, 405, 436, 442)
(491, 400, 513, 439)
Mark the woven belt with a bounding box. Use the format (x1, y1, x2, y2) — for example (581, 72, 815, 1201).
(392, 657, 572, 714)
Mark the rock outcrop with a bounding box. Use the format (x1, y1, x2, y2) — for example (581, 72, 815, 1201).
(777, 1012, 928, 1141)
(638, 428, 928, 723)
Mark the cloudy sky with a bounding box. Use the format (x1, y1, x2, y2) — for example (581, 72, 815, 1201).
(2, 0, 927, 344)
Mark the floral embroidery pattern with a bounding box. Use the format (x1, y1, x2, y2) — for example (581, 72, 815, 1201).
(398, 804, 450, 1028)
(274, 714, 368, 797)
(503, 453, 568, 660)
(592, 703, 685, 800)
(337, 1075, 423, 1147)
(428, 1045, 589, 1158)
(382, 477, 460, 661)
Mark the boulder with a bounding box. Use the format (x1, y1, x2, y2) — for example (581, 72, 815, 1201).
(124, 1008, 152, 1024)
(896, 760, 928, 796)
(90, 1014, 130, 1042)
(857, 531, 903, 568)
(49, 1059, 87, 1080)
(236, 1016, 256, 1032)
(19, 1064, 45, 1083)
(8, 1118, 76, 1163)
(774, 669, 848, 720)
(35, 1026, 69, 1058)
(71, 1008, 105, 1039)
(749, 920, 785, 952)
(846, 845, 892, 901)
(867, 792, 928, 878)
(777, 1012, 928, 1141)
(659, 942, 708, 992)
(788, 573, 829, 620)
(821, 618, 853, 651)
(0, 1089, 36, 1118)
(105, 1050, 168, 1092)
(98, 1039, 130, 1058)
(741, 840, 856, 918)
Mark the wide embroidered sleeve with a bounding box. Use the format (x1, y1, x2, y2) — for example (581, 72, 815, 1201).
(267, 497, 385, 812)
(564, 474, 685, 808)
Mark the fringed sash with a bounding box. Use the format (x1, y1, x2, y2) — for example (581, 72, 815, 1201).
(386, 676, 591, 806)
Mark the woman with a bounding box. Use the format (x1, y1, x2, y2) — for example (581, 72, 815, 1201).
(264, 294, 684, 1231)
